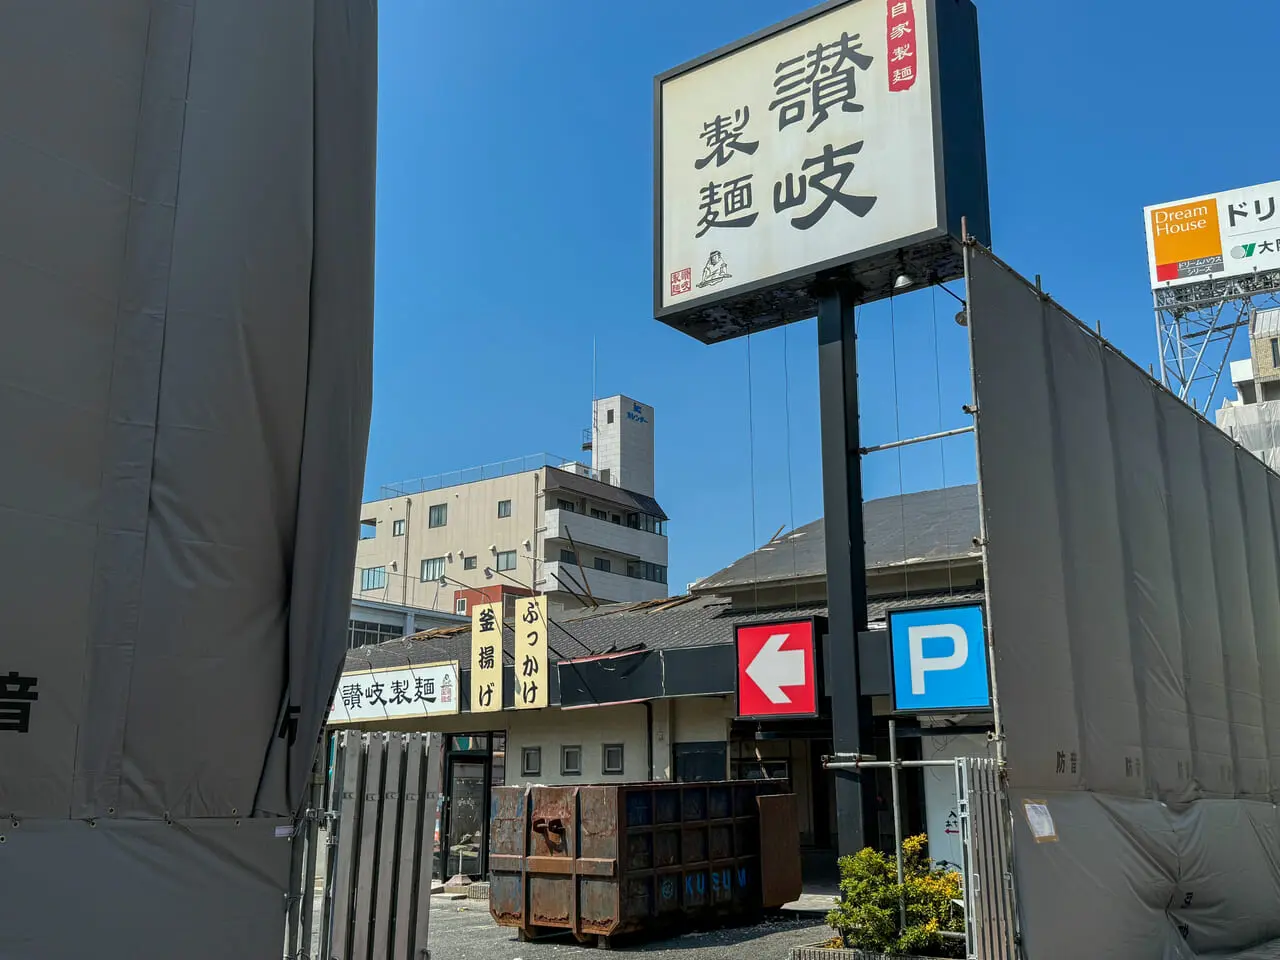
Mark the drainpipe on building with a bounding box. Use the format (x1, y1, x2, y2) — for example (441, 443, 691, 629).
(403, 497, 412, 607)
(532, 472, 540, 592)
(645, 701, 654, 781)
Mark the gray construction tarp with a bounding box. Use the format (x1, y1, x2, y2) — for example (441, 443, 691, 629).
(969, 246, 1280, 958)
(0, 1, 376, 956)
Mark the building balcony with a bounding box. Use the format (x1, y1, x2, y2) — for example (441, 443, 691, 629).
(539, 560, 667, 607)
(544, 508, 668, 564)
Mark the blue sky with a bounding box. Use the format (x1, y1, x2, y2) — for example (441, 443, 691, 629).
(369, 0, 1280, 592)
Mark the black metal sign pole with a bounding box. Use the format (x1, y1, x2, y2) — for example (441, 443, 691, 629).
(817, 278, 878, 856)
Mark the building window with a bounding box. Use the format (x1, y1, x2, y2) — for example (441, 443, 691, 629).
(557, 499, 576, 512)
(611, 514, 621, 524)
(463, 555, 477, 571)
(590, 508, 608, 520)
(498, 499, 512, 518)
(600, 469, 611, 485)
(496, 550, 517, 572)
(456, 597, 468, 615)
(626, 513, 667, 536)
(626, 561, 667, 585)
(730, 758, 791, 788)
(360, 566, 386, 591)
(359, 519, 376, 540)
(421, 556, 446, 582)
(594, 557, 611, 573)
(503, 594, 518, 620)
(428, 503, 447, 528)
(347, 618, 404, 649)
(602, 744, 625, 776)
(392, 519, 405, 537)
(560, 549, 578, 565)
(607, 409, 614, 424)
(1272, 338, 1278, 369)
(521, 747, 541, 778)
(561, 745, 583, 777)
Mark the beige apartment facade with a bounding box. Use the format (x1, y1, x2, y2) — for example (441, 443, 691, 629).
(352, 396, 670, 618)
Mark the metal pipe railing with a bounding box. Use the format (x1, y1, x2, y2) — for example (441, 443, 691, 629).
(823, 758, 957, 770)
(860, 425, 974, 455)
(888, 719, 906, 930)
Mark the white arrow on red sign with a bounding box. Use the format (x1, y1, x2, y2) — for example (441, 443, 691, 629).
(745, 632, 807, 705)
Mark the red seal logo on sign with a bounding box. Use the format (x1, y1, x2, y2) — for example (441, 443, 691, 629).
(670, 267, 692, 297)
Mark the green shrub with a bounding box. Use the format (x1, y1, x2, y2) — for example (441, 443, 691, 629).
(824, 834, 965, 957)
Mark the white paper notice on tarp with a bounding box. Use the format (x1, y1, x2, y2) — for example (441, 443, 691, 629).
(1023, 800, 1058, 843)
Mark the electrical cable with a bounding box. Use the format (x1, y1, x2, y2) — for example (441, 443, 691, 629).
(931, 285, 956, 596)
(783, 320, 799, 612)
(746, 325, 761, 615)
(889, 293, 910, 600)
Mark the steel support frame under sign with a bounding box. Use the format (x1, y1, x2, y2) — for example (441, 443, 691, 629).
(1153, 268, 1280, 414)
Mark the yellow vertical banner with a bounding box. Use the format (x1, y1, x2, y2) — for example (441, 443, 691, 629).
(515, 595, 548, 710)
(470, 601, 503, 713)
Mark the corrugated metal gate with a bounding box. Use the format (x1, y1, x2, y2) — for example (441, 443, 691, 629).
(321, 731, 443, 960)
(956, 757, 1018, 960)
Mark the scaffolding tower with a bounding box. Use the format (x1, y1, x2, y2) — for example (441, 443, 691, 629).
(1156, 267, 1280, 414)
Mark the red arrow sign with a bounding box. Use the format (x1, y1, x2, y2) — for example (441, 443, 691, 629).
(736, 620, 818, 719)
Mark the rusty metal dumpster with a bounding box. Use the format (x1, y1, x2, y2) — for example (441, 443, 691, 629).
(488, 781, 803, 945)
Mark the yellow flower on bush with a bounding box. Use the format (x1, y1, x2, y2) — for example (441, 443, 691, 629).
(825, 834, 965, 957)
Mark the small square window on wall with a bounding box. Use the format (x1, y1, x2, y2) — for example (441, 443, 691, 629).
(497, 499, 512, 518)
(421, 556, 446, 581)
(602, 743, 624, 776)
(496, 550, 517, 572)
(428, 503, 447, 528)
(455, 597, 467, 615)
(557, 499, 576, 513)
(463, 556, 477, 571)
(360, 566, 386, 591)
(560, 549, 578, 564)
(594, 557, 611, 573)
(521, 746, 541, 777)
(607, 409, 614, 424)
(561, 745, 583, 777)
(392, 519, 405, 537)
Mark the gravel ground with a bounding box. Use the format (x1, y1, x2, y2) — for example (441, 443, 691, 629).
(426, 898, 827, 960)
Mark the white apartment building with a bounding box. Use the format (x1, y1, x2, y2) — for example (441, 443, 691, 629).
(351, 395, 669, 617)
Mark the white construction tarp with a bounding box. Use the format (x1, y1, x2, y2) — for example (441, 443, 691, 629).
(1217, 400, 1280, 473)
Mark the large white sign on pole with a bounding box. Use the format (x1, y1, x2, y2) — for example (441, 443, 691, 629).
(655, 0, 989, 342)
(1143, 181, 1280, 289)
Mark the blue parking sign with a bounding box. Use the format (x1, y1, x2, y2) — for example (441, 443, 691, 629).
(889, 604, 990, 712)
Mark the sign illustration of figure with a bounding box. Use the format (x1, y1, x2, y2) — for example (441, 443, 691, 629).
(697, 251, 731, 288)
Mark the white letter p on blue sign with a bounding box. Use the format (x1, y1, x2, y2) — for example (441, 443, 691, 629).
(890, 604, 990, 712)
(908, 624, 967, 695)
